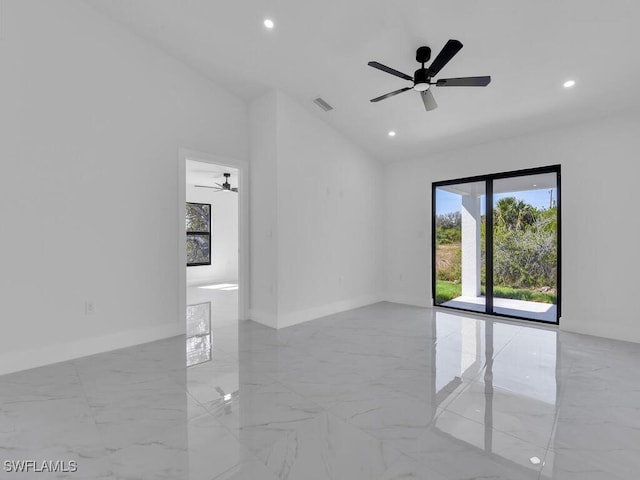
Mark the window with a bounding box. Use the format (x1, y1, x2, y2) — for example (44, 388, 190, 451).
(186, 202, 211, 266)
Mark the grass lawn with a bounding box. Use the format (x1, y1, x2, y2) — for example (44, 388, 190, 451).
(488, 285, 556, 304)
(435, 280, 556, 304)
(435, 281, 461, 304)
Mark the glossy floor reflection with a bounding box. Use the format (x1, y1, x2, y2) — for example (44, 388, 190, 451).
(2, 303, 640, 479)
(186, 284, 239, 367)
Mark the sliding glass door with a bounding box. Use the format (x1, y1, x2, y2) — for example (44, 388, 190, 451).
(491, 173, 558, 321)
(434, 180, 486, 313)
(433, 166, 560, 324)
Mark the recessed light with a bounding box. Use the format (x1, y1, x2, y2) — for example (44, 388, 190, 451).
(388, 131, 396, 137)
(529, 457, 542, 465)
(563, 80, 575, 88)
(263, 19, 274, 29)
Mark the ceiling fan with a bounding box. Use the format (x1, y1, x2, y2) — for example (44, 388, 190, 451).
(368, 39, 491, 111)
(195, 173, 238, 193)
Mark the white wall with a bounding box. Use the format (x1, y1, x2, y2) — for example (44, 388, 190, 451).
(248, 91, 279, 327)
(0, 0, 248, 374)
(276, 93, 385, 327)
(249, 91, 384, 328)
(384, 111, 640, 343)
(186, 183, 238, 286)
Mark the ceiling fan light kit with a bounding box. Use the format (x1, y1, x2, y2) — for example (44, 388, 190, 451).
(368, 39, 491, 111)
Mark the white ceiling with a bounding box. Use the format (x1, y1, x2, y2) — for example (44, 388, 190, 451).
(186, 160, 238, 187)
(86, 0, 640, 162)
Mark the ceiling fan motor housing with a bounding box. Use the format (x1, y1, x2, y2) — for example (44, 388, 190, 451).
(222, 172, 232, 191)
(416, 46, 431, 64)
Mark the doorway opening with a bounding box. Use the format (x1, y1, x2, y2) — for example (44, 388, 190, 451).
(179, 150, 249, 366)
(432, 165, 560, 324)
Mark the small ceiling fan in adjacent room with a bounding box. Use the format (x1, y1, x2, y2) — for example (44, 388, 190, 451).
(195, 173, 238, 193)
(368, 39, 491, 111)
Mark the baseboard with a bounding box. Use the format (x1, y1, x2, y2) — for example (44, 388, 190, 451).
(560, 317, 640, 345)
(187, 279, 239, 288)
(248, 309, 278, 329)
(276, 293, 385, 329)
(383, 293, 432, 308)
(0, 322, 184, 376)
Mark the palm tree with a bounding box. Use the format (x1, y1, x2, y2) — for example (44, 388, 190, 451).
(494, 197, 537, 231)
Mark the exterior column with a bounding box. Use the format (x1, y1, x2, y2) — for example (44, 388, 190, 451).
(461, 194, 481, 297)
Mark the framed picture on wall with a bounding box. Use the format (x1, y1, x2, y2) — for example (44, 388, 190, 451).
(186, 202, 211, 266)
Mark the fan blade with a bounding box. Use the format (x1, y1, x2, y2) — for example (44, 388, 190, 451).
(421, 90, 438, 111)
(370, 87, 412, 102)
(231, 188, 238, 192)
(437, 76, 491, 87)
(428, 39, 463, 76)
(367, 61, 413, 82)
(194, 184, 217, 189)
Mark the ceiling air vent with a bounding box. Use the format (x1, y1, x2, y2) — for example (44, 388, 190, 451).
(313, 97, 334, 112)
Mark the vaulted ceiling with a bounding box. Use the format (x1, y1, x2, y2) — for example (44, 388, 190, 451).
(86, 0, 640, 162)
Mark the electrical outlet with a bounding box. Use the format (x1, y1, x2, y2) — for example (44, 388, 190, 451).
(85, 301, 96, 315)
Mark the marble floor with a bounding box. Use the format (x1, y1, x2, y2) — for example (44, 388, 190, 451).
(186, 284, 239, 367)
(2, 303, 640, 479)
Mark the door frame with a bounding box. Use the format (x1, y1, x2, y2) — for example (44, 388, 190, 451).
(178, 148, 249, 323)
(431, 165, 561, 325)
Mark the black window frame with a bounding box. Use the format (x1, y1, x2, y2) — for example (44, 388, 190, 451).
(186, 202, 212, 267)
(431, 165, 561, 325)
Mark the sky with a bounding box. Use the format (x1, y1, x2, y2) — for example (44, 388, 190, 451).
(436, 188, 557, 216)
